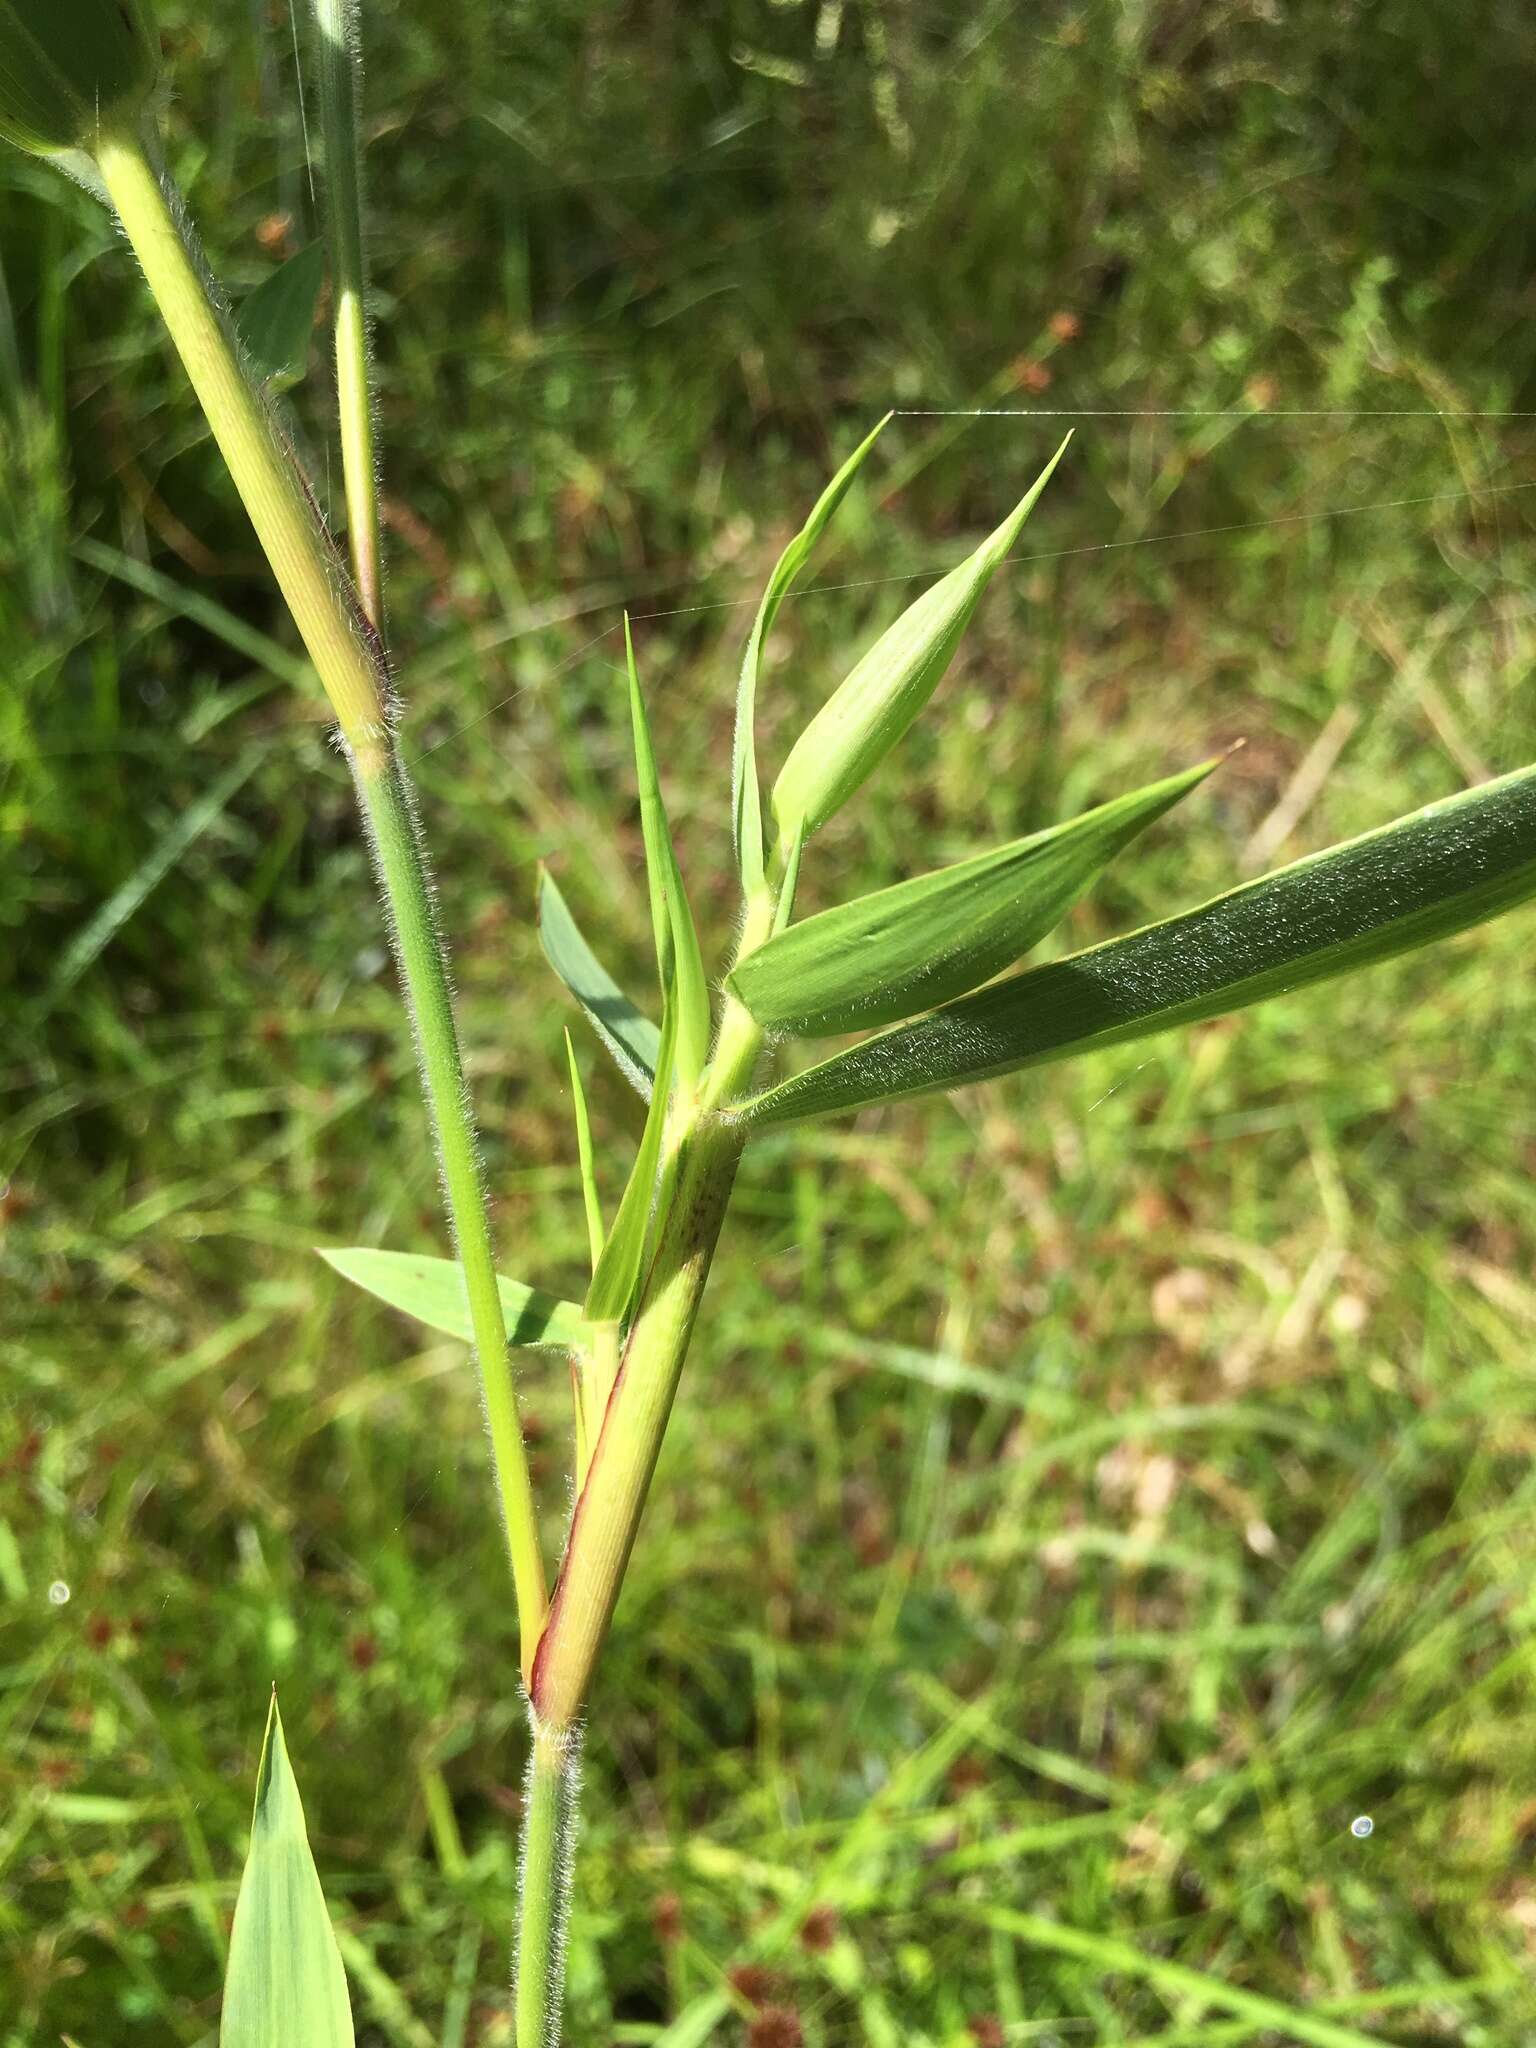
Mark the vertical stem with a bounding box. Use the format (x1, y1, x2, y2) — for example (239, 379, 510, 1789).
(361, 759, 549, 1666)
(312, 0, 385, 632)
(94, 123, 549, 1666)
(515, 1721, 581, 2048)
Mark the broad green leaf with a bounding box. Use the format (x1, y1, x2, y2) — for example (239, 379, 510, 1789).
(733, 414, 891, 894)
(564, 1028, 606, 1270)
(538, 866, 661, 1098)
(626, 619, 711, 1087)
(770, 434, 1070, 855)
(236, 243, 326, 385)
(221, 1695, 354, 2048)
(318, 1247, 586, 1348)
(730, 759, 1214, 1036)
(735, 763, 1536, 1126)
(586, 995, 678, 1325)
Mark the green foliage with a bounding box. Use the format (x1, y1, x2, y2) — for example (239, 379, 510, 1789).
(769, 436, 1070, 855)
(733, 413, 890, 894)
(740, 763, 1536, 1125)
(235, 244, 325, 386)
(730, 759, 1215, 1036)
(220, 1696, 354, 2048)
(625, 618, 710, 1088)
(318, 1248, 585, 1348)
(538, 867, 660, 1097)
(6, 2, 1536, 2042)
(0, 0, 157, 155)
(584, 996, 677, 1326)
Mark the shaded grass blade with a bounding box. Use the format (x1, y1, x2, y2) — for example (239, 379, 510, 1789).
(235, 243, 325, 386)
(220, 1696, 354, 2048)
(730, 758, 1214, 1035)
(732, 413, 891, 894)
(318, 1247, 586, 1348)
(538, 866, 660, 1098)
(737, 763, 1536, 1124)
(769, 434, 1070, 855)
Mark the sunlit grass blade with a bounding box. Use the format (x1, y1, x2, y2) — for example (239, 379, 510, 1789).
(736, 764, 1536, 1125)
(584, 996, 679, 1325)
(220, 1695, 354, 2048)
(731, 758, 1215, 1035)
(538, 866, 661, 1098)
(235, 243, 325, 386)
(626, 617, 711, 1087)
(311, 0, 383, 629)
(733, 413, 891, 895)
(564, 1029, 605, 1271)
(318, 1247, 586, 1348)
(769, 434, 1070, 857)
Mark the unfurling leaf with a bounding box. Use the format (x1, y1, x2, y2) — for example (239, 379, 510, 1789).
(731, 760, 1214, 1036)
(736, 764, 1536, 1125)
(585, 995, 678, 1325)
(564, 1029, 605, 1272)
(770, 435, 1070, 855)
(319, 1247, 586, 1348)
(734, 414, 891, 893)
(538, 866, 660, 1098)
(626, 619, 711, 1087)
(221, 1695, 354, 2048)
(237, 243, 326, 385)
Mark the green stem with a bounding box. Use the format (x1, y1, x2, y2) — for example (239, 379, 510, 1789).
(312, 0, 385, 632)
(514, 1721, 581, 2048)
(530, 892, 776, 1732)
(362, 759, 550, 1667)
(94, 123, 549, 1669)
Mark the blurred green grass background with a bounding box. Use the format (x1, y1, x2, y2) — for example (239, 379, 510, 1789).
(4, 2, 1536, 2042)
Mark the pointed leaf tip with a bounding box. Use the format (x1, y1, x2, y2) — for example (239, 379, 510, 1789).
(222, 1696, 355, 2047)
(770, 436, 1070, 853)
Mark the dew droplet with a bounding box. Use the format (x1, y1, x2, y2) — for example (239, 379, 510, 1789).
(48, 1580, 71, 1606)
(1350, 1814, 1374, 1839)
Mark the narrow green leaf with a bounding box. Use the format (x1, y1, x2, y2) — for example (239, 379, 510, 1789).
(731, 760, 1214, 1036)
(564, 1028, 606, 1271)
(538, 866, 660, 1098)
(221, 1695, 354, 2048)
(626, 619, 711, 1088)
(585, 997, 679, 1325)
(318, 1247, 586, 1349)
(733, 414, 892, 894)
(736, 763, 1536, 1125)
(771, 818, 807, 937)
(770, 434, 1070, 855)
(236, 243, 326, 386)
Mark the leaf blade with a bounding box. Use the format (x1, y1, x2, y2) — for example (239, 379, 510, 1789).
(769, 434, 1070, 854)
(236, 243, 326, 386)
(538, 866, 660, 1098)
(626, 619, 711, 1087)
(319, 1247, 586, 1349)
(220, 1696, 354, 2048)
(736, 764, 1536, 1125)
(730, 759, 1214, 1035)
(585, 996, 679, 1325)
(733, 414, 891, 893)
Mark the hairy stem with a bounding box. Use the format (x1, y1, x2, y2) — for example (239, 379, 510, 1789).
(514, 1721, 582, 2048)
(94, 122, 549, 1667)
(530, 891, 777, 1733)
(312, 0, 384, 632)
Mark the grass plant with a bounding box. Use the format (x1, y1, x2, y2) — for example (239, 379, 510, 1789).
(4, 2, 1536, 2043)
